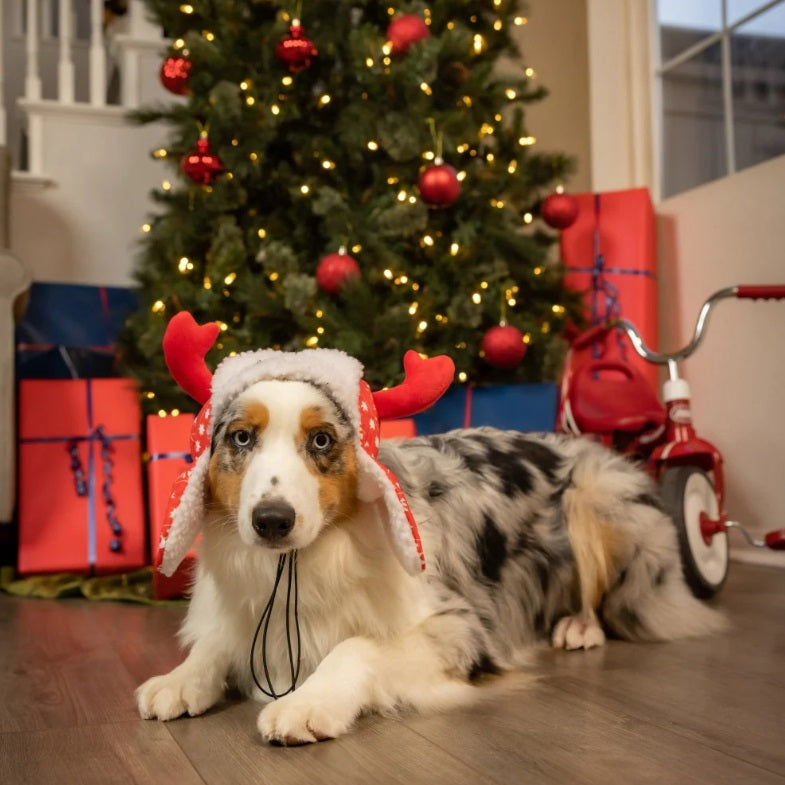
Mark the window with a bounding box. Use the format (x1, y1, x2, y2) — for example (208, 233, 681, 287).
(656, 0, 785, 197)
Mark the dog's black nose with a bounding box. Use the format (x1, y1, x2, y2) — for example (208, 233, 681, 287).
(251, 501, 296, 540)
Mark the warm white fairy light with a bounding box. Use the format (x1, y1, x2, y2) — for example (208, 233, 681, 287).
(408, 303, 419, 315)
(399, 275, 409, 284)
(153, 148, 167, 159)
(461, 96, 473, 107)
(300, 184, 310, 194)
(180, 4, 194, 13)
(423, 235, 434, 247)
(495, 114, 503, 122)
(552, 304, 566, 315)
(158, 409, 167, 418)
(408, 195, 417, 204)
(141, 223, 151, 233)
(514, 16, 527, 25)
(525, 67, 536, 78)
(505, 89, 517, 100)
(203, 277, 212, 290)
(508, 161, 518, 174)
(457, 170, 467, 181)
(417, 320, 428, 333)
(319, 94, 331, 106)
(473, 34, 485, 53)
(366, 57, 374, 68)
(316, 326, 325, 335)
(523, 212, 534, 224)
(518, 136, 536, 146)
(533, 266, 544, 276)
(457, 143, 470, 153)
(269, 272, 279, 281)
(423, 151, 435, 160)
(493, 19, 503, 31)
(472, 292, 482, 304)
(315, 309, 324, 318)
(322, 159, 335, 170)
(173, 38, 185, 49)
(450, 242, 460, 256)
(382, 42, 393, 56)
(162, 180, 172, 190)
(420, 82, 432, 95)
(249, 152, 259, 162)
(178, 256, 194, 273)
(556, 184, 565, 194)
(240, 80, 250, 90)
(305, 336, 319, 347)
(397, 190, 407, 202)
(367, 140, 379, 151)
(151, 300, 166, 313)
(245, 96, 255, 106)
(486, 153, 496, 163)
(271, 104, 280, 115)
(282, 76, 293, 86)
(387, 176, 399, 185)
(480, 123, 495, 137)
(352, 244, 362, 253)
(480, 281, 489, 289)
(257, 228, 267, 238)
(383, 269, 394, 279)
(224, 272, 237, 285)
(458, 371, 468, 382)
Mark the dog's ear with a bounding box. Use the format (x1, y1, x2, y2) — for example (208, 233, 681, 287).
(158, 404, 212, 577)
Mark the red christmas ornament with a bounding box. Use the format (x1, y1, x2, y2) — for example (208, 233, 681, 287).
(160, 55, 192, 95)
(541, 192, 579, 230)
(418, 160, 461, 207)
(275, 21, 318, 73)
(387, 14, 431, 55)
(181, 136, 224, 185)
(481, 325, 527, 369)
(316, 252, 360, 295)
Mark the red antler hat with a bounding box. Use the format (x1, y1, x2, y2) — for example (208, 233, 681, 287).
(157, 312, 454, 577)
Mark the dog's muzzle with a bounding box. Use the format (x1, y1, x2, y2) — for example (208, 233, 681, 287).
(251, 500, 296, 542)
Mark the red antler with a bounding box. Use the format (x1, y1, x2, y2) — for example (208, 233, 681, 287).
(373, 350, 455, 420)
(162, 311, 219, 404)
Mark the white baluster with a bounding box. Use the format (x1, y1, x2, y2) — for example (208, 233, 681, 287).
(25, 0, 43, 101)
(0, 4, 6, 145)
(89, 0, 106, 106)
(58, 0, 75, 103)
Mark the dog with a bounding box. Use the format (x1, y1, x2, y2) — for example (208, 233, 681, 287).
(136, 348, 725, 745)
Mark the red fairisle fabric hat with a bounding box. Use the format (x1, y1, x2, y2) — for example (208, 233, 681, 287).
(158, 312, 454, 578)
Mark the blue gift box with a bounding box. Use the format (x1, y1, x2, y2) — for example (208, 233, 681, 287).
(413, 384, 558, 435)
(16, 282, 138, 379)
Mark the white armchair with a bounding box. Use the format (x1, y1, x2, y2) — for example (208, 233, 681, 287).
(0, 147, 30, 525)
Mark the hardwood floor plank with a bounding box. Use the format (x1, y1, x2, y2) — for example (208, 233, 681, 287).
(0, 722, 204, 785)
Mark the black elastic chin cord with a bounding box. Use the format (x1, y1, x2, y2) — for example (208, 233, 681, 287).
(249, 551, 301, 699)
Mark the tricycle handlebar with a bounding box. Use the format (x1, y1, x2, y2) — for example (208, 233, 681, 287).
(578, 285, 785, 366)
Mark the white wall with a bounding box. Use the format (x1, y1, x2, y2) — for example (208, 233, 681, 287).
(658, 155, 785, 566)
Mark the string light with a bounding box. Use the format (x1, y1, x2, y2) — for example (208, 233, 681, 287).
(282, 76, 293, 86)
(315, 309, 324, 318)
(461, 96, 473, 108)
(151, 300, 166, 313)
(525, 67, 536, 77)
(523, 212, 533, 224)
(161, 180, 172, 190)
(173, 38, 185, 49)
(383, 269, 394, 279)
(417, 320, 428, 333)
(518, 136, 536, 146)
(457, 170, 467, 181)
(487, 153, 496, 163)
(473, 34, 485, 53)
(257, 228, 267, 239)
(249, 152, 259, 162)
(367, 140, 379, 151)
(300, 184, 310, 194)
(450, 243, 460, 256)
(420, 82, 432, 95)
(514, 16, 528, 25)
(422, 235, 434, 247)
(351, 244, 362, 253)
(366, 57, 374, 68)
(457, 143, 470, 153)
(158, 409, 167, 418)
(270, 104, 280, 115)
(493, 19, 503, 31)
(305, 336, 319, 347)
(322, 159, 335, 170)
(153, 148, 167, 159)
(552, 304, 566, 315)
(180, 4, 194, 13)
(423, 150, 435, 160)
(408, 303, 419, 315)
(203, 277, 212, 290)
(533, 266, 544, 275)
(458, 372, 468, 382)
(269, 272, 280, 281)
(224, 272, 237, 285)
(319, 94, 331, 106)
(316, 326, 325, 335)
(472, 292, 482, 304)
(141, 223, 151, 233)
(505, 89, 517, 100)
(397, 190, 407, 202)
(240, 80, 250, 90)
(145, 391, 155, 399)
(480, 123, 495, 137)
(178, 256, 194, 273)
(508, 161, 518, 174)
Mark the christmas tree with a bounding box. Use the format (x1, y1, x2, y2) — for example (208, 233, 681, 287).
(119, 0, 583, 415)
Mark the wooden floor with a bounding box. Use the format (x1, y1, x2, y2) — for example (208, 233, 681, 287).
(1, 562, 783, 785)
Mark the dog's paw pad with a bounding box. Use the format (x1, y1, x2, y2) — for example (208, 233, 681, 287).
(258, 696, 349, 745)
(551, 615, 606, 650)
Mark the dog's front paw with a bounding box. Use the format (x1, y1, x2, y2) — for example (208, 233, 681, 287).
(136, 665, 224, 721)
(257, 691, 354, 746)
(552, 614, 606, 650)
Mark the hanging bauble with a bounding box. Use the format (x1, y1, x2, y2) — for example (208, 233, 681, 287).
(275, 21, 318, 73)
(418, 159, 461, 207)
(181, 136, 224, 185)
(316, 252, 360, 295)
(159, 55, 192, 95)
(387, 14, 430, 55)
(481, 325, 527, 369)
(541, 192, 579, 230)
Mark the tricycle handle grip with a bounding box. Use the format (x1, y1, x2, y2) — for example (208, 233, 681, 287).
(736, 285, 785, 300)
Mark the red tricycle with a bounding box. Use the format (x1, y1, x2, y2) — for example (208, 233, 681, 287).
(556, 285, 785, 598)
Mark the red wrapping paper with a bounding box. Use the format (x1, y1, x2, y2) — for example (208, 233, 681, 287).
(560, 187, 659, 390)
(18, 379, 145, 574)
(146, 413, 197, 599)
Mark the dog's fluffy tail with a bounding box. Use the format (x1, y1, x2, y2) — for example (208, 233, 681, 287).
(562, 445, 728, 643)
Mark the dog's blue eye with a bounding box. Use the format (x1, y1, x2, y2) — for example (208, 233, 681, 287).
(310, 431, 333, 451)
(231, 429, 252, 448)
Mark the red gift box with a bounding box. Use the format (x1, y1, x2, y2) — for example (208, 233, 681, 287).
(146, 413, 197, 599)
(18, 379, 145, 574)
(560, 187, 659, 390)
(380, 418, 417, 440)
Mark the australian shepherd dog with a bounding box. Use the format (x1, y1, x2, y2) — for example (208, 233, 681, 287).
(137, 363, 725, 746)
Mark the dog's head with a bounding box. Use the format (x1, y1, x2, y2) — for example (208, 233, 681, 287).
(208, 378, 359, 553)
(157, 312, 454, 578)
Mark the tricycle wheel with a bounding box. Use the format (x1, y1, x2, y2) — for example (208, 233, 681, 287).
(660, 466, 728, 599)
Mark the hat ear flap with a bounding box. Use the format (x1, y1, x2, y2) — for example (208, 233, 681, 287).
(159, 450, 210, 577)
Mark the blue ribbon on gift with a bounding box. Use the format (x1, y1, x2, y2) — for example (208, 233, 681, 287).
(565, 194, 657, 360)
(149, 451, 193, 464)
(20, 380, 139, 570)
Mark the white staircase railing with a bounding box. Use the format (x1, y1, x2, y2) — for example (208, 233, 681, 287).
(1, 0, 164, 173)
